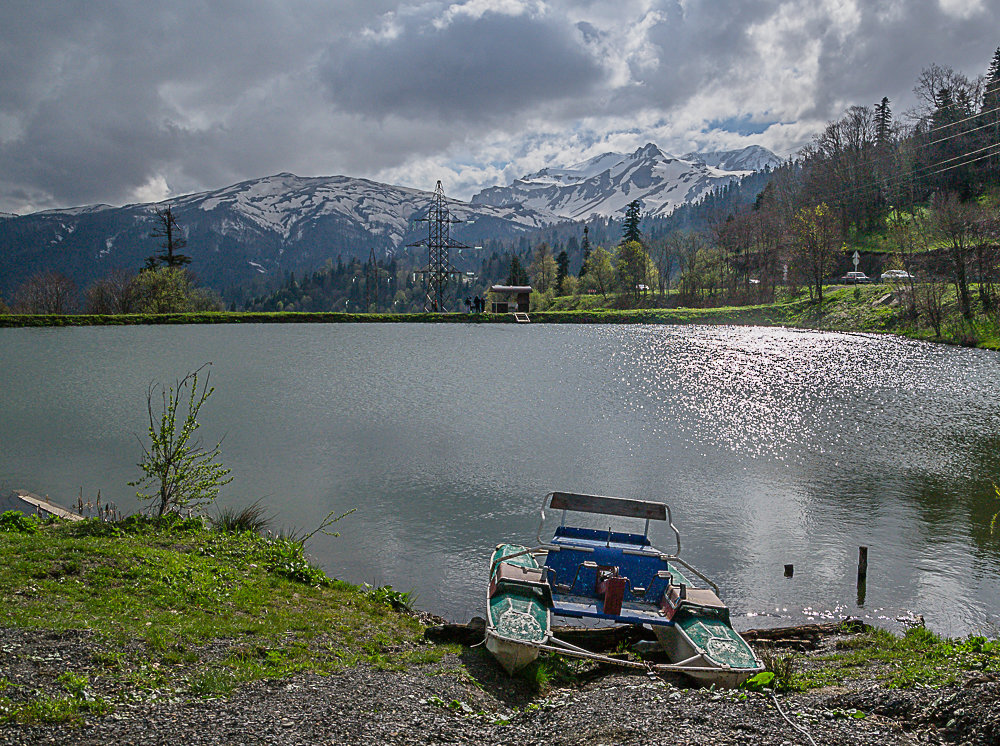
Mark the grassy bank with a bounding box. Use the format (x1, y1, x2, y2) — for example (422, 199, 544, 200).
(1, 512, 999, 734)
(0, 310, 491, 327)
(0, 512, 451, 724)
(792, 626, 1000, 690)
(4, 283, 999, 349)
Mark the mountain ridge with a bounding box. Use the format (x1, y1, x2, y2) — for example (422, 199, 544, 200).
(471, 143, 780, 220)
(0, 143, 779, 302)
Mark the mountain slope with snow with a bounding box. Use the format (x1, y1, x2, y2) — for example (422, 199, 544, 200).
(472, 143, 781, 220)
(0, 174, 555, 300)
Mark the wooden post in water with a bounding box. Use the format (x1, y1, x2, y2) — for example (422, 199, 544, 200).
(856, 546, 868, 606)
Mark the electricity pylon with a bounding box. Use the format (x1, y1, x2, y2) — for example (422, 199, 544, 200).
(408, 181, 469, 312)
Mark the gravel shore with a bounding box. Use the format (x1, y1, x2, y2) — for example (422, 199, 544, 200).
(2, 626, 998, 745)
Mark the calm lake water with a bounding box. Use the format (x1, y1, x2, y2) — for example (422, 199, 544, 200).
(2, 323, 1000, 636)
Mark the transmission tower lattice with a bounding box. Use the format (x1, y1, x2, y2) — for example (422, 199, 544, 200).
(408, 180, 469, 312)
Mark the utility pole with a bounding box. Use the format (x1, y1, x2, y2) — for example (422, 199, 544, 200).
(408, 181, 469, 312)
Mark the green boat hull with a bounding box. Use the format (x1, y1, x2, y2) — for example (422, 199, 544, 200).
(485, 544, 551, 675)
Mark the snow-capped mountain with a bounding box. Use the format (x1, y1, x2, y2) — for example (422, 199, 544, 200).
(681, 145, 782, 173)
(169, 172, 554, 247)
(0, 145, 780, 301)
(472, 143, 781, 220)
(0, 174, 554, 300)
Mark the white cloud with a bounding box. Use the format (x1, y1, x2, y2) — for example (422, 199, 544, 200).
(434, 0, 545, 29)
(938, 0, 984, 20)
(129, 174, 171, 205)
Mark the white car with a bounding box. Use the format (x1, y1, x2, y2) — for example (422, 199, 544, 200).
(841, 271, 871, 284)
(880, 270, 915, 282)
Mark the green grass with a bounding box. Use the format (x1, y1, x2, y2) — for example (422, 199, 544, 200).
(4, 278, 1000, 352)
(795, 627, 1000, 691)
(0, 514, 443, 718)
(0, 310, 502, 327)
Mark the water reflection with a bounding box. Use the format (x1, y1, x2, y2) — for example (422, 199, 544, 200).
(1, 323, 999, 636)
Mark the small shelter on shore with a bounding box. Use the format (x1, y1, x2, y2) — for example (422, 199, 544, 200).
(489, 285, 531, 314)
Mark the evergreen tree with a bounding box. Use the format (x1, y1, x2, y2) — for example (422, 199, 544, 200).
(556, 249, 569, 294)
(622, 200, 643, 245)
(579, 226, 591, 278)
(984, 47, 1000, 178)
(875, 97, 892, 147)
(149, 207, 192, 268)
(506, 255, 529, 285)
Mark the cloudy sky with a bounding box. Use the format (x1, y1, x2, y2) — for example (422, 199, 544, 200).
(1, 0, 997, 214)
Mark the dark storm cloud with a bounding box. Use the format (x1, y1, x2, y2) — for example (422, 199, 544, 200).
(627, 0, 998, 121)
(319, 7, 607, 122)
(616, 1, 777, 107)
(809, 0, 997, 119)
(0, 0, 999, 213)
(0, 1, 399, 210)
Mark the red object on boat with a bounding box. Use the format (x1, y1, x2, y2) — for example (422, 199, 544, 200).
(601, 575, 627, 615)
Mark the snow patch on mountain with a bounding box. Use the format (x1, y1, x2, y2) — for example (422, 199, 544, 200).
(169, 173, 555, 245)
(472, 143, 781, 220)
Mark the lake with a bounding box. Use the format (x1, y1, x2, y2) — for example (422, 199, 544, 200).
(2, 323, 1000, 636)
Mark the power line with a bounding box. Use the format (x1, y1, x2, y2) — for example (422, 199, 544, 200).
(799, 138, 1000, 206)
(918, 118, 999, 149)
(914, 102, 1000, 135)
(916, 145, 1000, 183)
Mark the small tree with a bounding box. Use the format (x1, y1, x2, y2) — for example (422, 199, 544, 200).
(84, 269, 140, 314)
(582, 246, 615, 298)
(616, 240, 657, 302)
(555, 249, 569, 294)
(131, 365, 232, 517)
(133, 266, 192, 313)
(790, 203, 841, 303)
(917, 280, 948, 338)
(12, 271, 78, 313)
(930, 192, 980, 320)
(528, 243, 558, 293)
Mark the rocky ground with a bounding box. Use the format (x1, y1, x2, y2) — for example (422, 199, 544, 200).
(1, 626, 998, 745)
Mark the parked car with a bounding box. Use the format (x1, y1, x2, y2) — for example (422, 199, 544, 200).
(841, 271, 871, 284)
(880, 269, 915, 282)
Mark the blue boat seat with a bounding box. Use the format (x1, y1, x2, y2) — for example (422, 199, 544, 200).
(545, 526, 673, 606)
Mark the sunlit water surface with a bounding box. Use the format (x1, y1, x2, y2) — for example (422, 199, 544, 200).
(2, 324, 999, 636)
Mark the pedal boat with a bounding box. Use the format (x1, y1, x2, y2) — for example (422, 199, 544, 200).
(486, 491, 763, 687)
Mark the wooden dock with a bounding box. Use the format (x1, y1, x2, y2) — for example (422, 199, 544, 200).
(1, 490, 84, 521)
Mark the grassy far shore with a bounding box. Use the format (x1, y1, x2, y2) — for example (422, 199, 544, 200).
(1, 512, 999, 728)
(3, 283, 1000, 349)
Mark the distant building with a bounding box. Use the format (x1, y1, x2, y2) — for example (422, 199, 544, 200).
(489, 285, 531, 313)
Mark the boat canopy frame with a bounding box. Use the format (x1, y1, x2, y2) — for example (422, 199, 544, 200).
(536, 491, 682, 556)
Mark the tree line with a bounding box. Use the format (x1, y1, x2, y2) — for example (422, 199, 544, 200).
(2, 207, 223, 314)
(515, 47, 1000, 328)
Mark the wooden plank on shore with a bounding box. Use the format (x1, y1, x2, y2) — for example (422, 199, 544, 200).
(4, 490, 84, 521)
(424, 617, 869, 650)
(741, 619, 869, 640)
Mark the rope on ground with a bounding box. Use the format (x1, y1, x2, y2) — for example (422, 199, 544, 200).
(770, 692, 819, 746)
